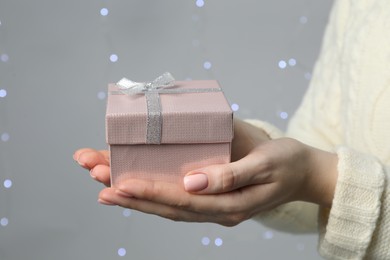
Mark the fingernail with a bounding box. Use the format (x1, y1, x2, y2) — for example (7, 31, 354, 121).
(98, 198, 115, 206)
(77, 158, 87, 168)
(115, 189, 132, 197)
(74, 152, 88, 168)
(184, 173, 208, 192)
(90, 169, 97, 180)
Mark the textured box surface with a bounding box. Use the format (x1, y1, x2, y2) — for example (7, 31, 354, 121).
(106, 80, 233, 187)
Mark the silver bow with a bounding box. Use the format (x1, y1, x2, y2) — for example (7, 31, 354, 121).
(116, 72, 175, 95)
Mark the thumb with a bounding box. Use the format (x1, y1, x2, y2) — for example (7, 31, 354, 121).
(183, 153, 264, 194)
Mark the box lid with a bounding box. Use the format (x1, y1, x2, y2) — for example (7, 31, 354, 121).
(106, 80, 233, 145)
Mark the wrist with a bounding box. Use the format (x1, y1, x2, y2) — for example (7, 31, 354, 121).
(302, 146, 338, 207)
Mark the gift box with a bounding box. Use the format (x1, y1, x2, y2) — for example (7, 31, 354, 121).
(105, 73, 233, 187)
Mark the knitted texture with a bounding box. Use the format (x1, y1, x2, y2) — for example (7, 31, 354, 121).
(251, 0, 390, 258)
(319, 148, 385, 259)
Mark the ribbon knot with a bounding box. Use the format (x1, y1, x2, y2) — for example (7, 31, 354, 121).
(116, 72, 175, 95)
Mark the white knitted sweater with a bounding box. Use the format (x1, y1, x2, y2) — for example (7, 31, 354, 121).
(251, 0, 390, 259)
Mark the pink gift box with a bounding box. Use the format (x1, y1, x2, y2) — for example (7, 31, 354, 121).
(106, 80, 233, 187)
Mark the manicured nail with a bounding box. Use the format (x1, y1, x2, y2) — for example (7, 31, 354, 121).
(98, 198, 115, 206)
(90, 169, 97, 180)
(77, 157, 87, 168)
(184, 173, 208, 192)
(115, 189, 132, 197)
(74, 152, 88, 168)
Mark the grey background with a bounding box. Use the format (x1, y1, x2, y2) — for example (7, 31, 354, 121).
(0, 0, 333, 259)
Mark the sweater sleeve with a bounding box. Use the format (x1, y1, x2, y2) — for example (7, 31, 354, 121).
(280, 0, 390, 258)
(245, 109, 389, 258)
(246, 127, 389, 259)
(248, 0, 348, 234)
(318, 147, 388, 259)
(247, 0, 390, 257)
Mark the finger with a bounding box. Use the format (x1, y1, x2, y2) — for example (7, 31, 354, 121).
(115, 179, 249, 216)
(99, 188, 203, 222)
(90, 164, 111, 187)
(231, 119, 270, 162)
(74, 148, 95, 161)
(184, 150, 271, 194)
(74, 148, 109, 164)
(98, 188, 241, 226)
(115, 180, 278, 225)
(76, 150, 110, 170)
(115, 179, 286, 223)
(73, 148, 96, 168)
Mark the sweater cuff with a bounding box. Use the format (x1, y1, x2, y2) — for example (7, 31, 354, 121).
(318, 147, 385, 259)
(244, 119, 284, 139)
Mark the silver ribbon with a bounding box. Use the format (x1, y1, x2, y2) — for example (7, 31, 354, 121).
(113, 72, 221, 144)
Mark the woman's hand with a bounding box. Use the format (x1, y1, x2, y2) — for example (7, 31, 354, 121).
(74, 119, 338, 226)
